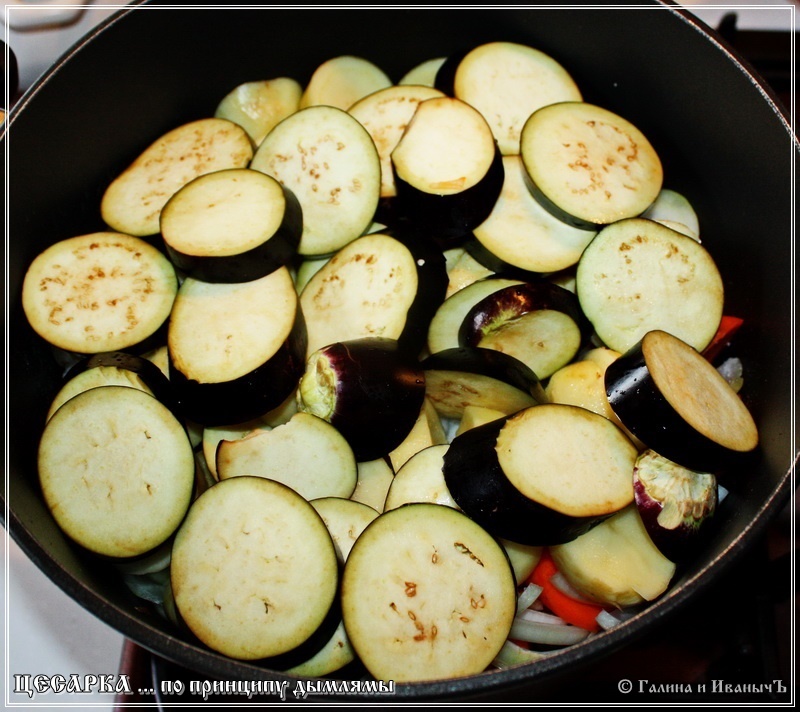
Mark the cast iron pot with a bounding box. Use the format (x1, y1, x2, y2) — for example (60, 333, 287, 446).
(3, 1, 796, 702)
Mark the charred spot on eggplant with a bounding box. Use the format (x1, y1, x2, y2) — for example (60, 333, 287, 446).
(633, 449, 718, 562)
(297, 337, 426, 462)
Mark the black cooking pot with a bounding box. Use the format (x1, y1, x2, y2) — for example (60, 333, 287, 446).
(3, 1, 796, 703)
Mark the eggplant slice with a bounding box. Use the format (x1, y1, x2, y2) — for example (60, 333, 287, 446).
(605, 329, 759, 472)
(443, 403, 637, 546)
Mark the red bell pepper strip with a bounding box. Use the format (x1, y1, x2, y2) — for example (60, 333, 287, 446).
(703, 315, 744, 363)
(527, 549, 605, 633)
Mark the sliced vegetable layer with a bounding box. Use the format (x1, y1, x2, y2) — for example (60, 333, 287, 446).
(341, 502, 517, 682)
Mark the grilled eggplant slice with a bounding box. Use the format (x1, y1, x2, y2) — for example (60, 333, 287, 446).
(421, 346, 546, 420)
(215, 412, 357, 501)
(214, 77, 302, 146)
(520, 102, 663, 229)
(299, 231, 447, 359)
(38, 386, 195, 559)
(251, 105, 381, 257)
(300, 55, 392, 111)
(605, 329, 759, 472)
(391, 96, 504, 245)
(46, 350, 179, 422)
(441, 40, 583, 155)
(167, 266, 306, 426)
(22, 232, 178, 355)
(297, 337, 426, 462)
(340, 502, 517, 682)
(160, 168, 301, 283)
(170, 476, 339, 662)
(576, 218, 724, 354)
(471, 155, 597, 274)
(348, 84, 445, 199)
(101, 118, 253, 237)
(443, 404, 637, 546)
(458, 280, 591, 380)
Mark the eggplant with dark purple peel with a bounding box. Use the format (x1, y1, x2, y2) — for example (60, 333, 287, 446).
(632, 449, 718, 562)
(420, 345, 547, 419)
(443, 403, 637, 546)
(50, 350, 181, 421)
(390, 96, 505, 248)
(458, 281, 592, 380)
(605, 329, 759, 473)
(297, 337, 426, 462)
(168, 267, 307, 427)
(160, 169, 303, 284)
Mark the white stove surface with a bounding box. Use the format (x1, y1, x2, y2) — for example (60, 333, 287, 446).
(3, 2, 795, 711)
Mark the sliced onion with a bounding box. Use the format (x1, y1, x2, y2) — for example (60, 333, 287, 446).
(518, 608, 568, 626)
(509, 617, 591, 646)
(491, 640, 550, 669)
(595, 609, 623, 630)
(516, 582, 543, 614)
(549, 571, 596, 603)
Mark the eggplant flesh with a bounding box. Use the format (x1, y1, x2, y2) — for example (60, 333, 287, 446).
(633, 449, 717, 561)
(297, 337, 426, 462)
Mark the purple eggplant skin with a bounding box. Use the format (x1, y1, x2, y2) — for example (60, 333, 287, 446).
(392, 145, 505, 249)
(379, 222, 449, 358)
(633, 449, 718, 562)
(62, 350, 182, 419)
(421, 345, 548, 405)
(431, 49, 468, 96)
(163, 185, 302, 284)
(458, 280, 593, 348)
(443, 415, 607, 546)
(298, 337, 426, 462)
(604, 339, 757, 474)
(168, 309, 307, 428)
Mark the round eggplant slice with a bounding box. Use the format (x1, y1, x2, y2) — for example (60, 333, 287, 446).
(299, 55, 392, 111)
(340, 502, 517, 683)
(21, 232, 178, 355)
(160, 168, 302, 283)
(299, 231, 447, 359)
(458, 280, 592, 380)
(633, 449, 718, 561)
(520, 102, 663, 229)
(214, 77, 302, 147)
(250, 104, 381, 257)
(391, 96, 505, 245)
(448, 41, 583, 156)
(443, 404, 637, 546)
(605, 329, 759, 472)
(575, 218, 724, 354)
(297, 337, 426, 462)
(170, 476, 339, 662)
(100, 117, 254, 238)
(46, 350, 179, 421)
(38, 386, 195, 559)
(421, 346, 546, 420)
(348, 84, 445, 199)
(399, 56, 447, 87)
(167, 266, 307, 426)
(470, 155, 597, 275)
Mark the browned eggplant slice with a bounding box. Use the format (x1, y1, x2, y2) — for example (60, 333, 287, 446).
(443, 404, 637, 546)
(420, 346, 546, 419)
(160, 168, 302, 283)
(390, 96, 504, 246)
(299, 228, 447, 359)
(605, 329, 759, 472)
(520, 102, 663, 229)
(167, 267, 307, 426)
(297, 337, 426, 462)
(633, 448, 718, 561)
